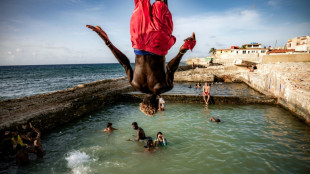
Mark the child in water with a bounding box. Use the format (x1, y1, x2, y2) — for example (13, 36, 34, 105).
(144, 139, 156, 153)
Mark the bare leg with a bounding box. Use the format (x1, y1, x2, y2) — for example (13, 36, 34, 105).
(86, 25, 133, 83)
(206, 95, 210, 105)
(166, 33, 195, 85)
(203, 95, 208, 105)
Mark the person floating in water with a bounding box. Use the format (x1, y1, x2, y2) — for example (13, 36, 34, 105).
(210, 117, 221, 122)
(86, 0, 196, 116)
(100, 122, 118, 133)
(154, 132, 167, 147)
(203, 83, 211, 105)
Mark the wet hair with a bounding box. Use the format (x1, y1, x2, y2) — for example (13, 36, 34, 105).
(139, 95, 158, 116)
(147, 139, 153, 147)
(157, 132, 163, 138)
(106, 122, 112, 128)
(27, 132, 37, 139)
(131, 122, 138, 128)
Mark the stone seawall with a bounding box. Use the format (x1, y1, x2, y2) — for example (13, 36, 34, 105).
(121, 92, 277, 105)
(239, 63, 310, 125)
(0, 77, 134, 134)
(174, 62, 310, 125)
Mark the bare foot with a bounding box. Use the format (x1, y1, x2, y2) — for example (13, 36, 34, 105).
(180, 32, 196, 52)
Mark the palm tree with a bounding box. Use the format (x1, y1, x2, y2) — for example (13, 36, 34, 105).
(209, 48, 216, 57)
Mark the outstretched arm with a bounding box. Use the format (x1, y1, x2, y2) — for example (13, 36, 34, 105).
(166, 33, 196, 85)
(86, 25, 133, 83)
(29, 122, 41, 139)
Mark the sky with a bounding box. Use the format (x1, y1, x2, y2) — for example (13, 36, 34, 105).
(0, 0, 309, 65)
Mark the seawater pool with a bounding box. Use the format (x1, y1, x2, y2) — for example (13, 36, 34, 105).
(4, 103, 310, 174)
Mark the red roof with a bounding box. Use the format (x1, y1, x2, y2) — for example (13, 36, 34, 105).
(268, 49, 295, 53)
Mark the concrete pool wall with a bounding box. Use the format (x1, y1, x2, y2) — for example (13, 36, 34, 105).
(0, 62, 309, 137)
(175, 62, 310, 125)
(0, 77, 133, 135)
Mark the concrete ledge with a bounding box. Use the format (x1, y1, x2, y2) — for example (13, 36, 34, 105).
(0, 77, 134, 134)
(121, 92, 277, 105)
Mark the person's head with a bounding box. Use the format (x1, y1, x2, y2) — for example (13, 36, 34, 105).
(11, 131, 18, 138)
(205, 82, 208, 86)
(4, 131, 11, 137)
(140, 95, 158, 116)
(131, 122, 138, 130)
(26, 132, 37, 141)
(146, 139, 154, 148)
(106, 122, 112, 128)
(157, 132, 163, 139)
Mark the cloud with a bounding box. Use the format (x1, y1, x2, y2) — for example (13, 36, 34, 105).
(168, 8, 310, 59)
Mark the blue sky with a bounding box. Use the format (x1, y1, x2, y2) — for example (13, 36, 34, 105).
(0, 0, 309, 65)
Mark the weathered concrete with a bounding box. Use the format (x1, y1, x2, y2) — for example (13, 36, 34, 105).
(173, 62, 310, 125)
(239, 63, 310, 125)
(261, 54, 310, 63)
(0, 77, 134, 134)
(121, 92, 277, 105)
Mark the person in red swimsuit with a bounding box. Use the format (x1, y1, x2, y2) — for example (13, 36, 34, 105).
(86, 0, 196, 115)
(203, 83, 211, 105)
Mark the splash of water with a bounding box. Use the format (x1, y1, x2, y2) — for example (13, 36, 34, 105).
(65, 151, 92, 174)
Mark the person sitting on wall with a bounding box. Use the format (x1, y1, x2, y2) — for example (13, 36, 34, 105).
(158, 95, 165, 111)
(86, 0, 196, 116)
(203, 83, 211, 105)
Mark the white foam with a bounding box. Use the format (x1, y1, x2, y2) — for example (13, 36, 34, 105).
(65, 151, 91, 173)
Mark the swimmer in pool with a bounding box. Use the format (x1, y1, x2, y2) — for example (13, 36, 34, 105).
(100, 122, 118, 133)
(144, 139, 156, 153)
(154, 132, 167, 147)
(86, 0, 196, 116)
(210, 117, 221, 122)
(203, 83, 211, 105)
(128, 122, 151, 142)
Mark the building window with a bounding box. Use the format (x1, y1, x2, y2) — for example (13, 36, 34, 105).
(262, 51, 265, 53)
(243, 51, 246, 54)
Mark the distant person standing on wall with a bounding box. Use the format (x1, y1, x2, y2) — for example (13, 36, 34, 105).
(192, 62, 195, 69)
(203, 83, 211, 105)
(158, 95, 165, 111)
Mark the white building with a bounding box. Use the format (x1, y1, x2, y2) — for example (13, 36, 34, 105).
(286, 36, 310, 53)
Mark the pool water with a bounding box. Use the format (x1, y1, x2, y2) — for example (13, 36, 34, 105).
(3, 103, 310, 174)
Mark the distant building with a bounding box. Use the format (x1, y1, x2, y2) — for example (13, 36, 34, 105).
(267, 49, 295, 55)
(242, 43, 262, 49)
(286, 36, 310, 53)
(216, 43, 268, 57)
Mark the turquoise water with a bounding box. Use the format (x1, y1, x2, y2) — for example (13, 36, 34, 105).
(5, 103, 310, 174)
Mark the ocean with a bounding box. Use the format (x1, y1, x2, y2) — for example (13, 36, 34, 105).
(0, 63, 128, 100)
